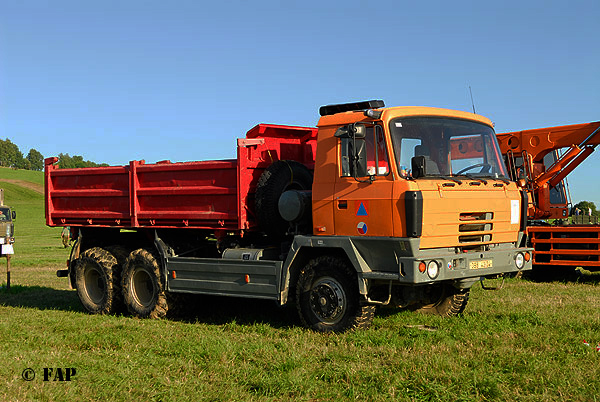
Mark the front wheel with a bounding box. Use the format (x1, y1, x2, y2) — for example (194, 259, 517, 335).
(413, 284, 470, 317)
(295, 256, 375, 332)
(121, 248, 169, 319)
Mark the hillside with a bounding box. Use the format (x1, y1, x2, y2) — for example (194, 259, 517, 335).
(0, 166, 43, 185)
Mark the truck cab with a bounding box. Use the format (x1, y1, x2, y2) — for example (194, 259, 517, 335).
(313, 103, 525, 248)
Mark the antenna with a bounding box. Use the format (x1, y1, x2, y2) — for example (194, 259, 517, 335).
(468, 86, 476, 114)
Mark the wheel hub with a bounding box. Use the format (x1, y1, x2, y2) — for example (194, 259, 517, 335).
(83, 264, 105, 304)
(132, 268, 155, 308)
(309, 277, 347, 324)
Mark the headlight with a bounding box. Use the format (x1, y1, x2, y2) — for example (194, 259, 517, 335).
(515, 253, 525, 269)
(427, 260, 439, 279)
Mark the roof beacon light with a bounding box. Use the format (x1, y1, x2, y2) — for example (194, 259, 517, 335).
(319, 100, 385, 117)
(364, 109, 383, 119)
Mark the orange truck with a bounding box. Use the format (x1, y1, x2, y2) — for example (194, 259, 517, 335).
(45, 100, 532, 332)
(497, 120, 600, 272)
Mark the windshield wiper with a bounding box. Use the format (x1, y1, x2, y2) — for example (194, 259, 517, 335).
(429, 175, 463, 184)
(455, 174, 487, 184)
(454, 174, 512, 185)
(494, 176, 511, 184)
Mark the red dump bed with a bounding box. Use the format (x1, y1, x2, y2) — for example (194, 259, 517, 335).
(45, 124, 317, 232)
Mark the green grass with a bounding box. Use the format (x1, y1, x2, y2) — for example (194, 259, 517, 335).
(1, 168, 600, 401)
(0, 166, 44, 185)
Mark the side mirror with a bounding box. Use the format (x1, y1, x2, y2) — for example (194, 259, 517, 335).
(411, 156, 426, 179)
(350, 123, 366, 139)
(334, 123, 366, 139)
(337, 123, 368, 179)
(12, 211, 16, 220)
(334, 126, 349, 138)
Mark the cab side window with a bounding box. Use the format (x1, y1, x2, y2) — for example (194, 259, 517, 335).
(340, 125, 389, 177)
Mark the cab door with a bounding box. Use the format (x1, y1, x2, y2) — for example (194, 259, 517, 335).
(333, 124, 395, 237)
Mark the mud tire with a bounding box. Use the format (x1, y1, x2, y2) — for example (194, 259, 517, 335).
(122, 248, 169, 319)
(105, 245, 129, 268)
(255, 160, 313, 237)
(296, 256, 375, 332)
(104, 245, 130, 313)
(74, 247, 122, 315)
(414, 284, 470, 317)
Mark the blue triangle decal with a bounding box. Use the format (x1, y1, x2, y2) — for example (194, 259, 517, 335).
(356, 202, 368, 216)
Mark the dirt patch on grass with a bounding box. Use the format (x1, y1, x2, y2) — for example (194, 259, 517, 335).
(0, 179, 43, 194)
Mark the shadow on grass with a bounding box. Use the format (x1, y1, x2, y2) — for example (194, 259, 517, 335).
(0, 285, 83, 312)
(0, 286, 298, 329)
(170, 294, 300, 330)
(0, 285, 299, 329)
(523, 267, 600, 284)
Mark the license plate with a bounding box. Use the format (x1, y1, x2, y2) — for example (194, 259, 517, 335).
(470, 259, 493, 270)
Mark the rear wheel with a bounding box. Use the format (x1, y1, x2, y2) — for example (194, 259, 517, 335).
(296, 256, 375, 332)
(74, 247, 121, 314)
(122, 248, 169, 319)
(104, 245, 130, 313)
(413, 284, 469, 317)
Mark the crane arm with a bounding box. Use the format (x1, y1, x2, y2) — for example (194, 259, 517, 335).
(497, 120, 600, 220)
(497, 121, 600, 162)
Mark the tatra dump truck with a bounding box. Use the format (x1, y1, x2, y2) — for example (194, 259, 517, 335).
(45, 100, 532, 332)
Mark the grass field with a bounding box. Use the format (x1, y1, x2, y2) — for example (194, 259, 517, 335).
(1, 168, 599, 401)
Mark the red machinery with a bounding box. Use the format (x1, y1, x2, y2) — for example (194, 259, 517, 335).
(497, 121, 600, 270)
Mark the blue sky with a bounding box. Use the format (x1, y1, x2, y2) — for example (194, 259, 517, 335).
(1, 0, 599, 203)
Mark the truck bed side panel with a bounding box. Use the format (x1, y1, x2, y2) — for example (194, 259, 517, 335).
(45, 124, 318, 231)
(46, 160, 240, 230)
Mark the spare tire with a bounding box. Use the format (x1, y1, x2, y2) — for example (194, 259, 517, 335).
(255, 160, 313, 237)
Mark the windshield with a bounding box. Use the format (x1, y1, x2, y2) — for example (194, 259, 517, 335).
(0, 207, 10, 222)
(389, 117, 508, 179)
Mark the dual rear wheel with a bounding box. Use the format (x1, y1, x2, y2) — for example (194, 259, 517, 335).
(74, 247, 169, 318)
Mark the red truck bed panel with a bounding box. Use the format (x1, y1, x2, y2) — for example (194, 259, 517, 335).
(45, 124, 317, 231)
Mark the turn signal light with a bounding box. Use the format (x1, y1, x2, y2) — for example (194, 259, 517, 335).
(524, 252, 531, 262)
(418, 262, 426, 273)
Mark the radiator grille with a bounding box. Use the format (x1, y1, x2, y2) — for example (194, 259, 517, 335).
(458, 212, 494, 243)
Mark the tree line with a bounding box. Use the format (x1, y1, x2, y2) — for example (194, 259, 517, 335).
(0, 138, 106, 170)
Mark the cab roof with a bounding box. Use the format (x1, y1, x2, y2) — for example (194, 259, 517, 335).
(317, 105, 493, 128)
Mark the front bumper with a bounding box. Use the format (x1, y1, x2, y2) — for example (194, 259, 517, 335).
(400, 245, 532, 285)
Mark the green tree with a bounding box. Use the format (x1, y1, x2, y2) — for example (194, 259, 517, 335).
(572, 201, 599, 217)
(16, 158, 31, 170)
(0, 138, 24, 168)
(58, 153, 107, 169)
(58, 153, 74, 168)
(26, 148, 44, 171)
